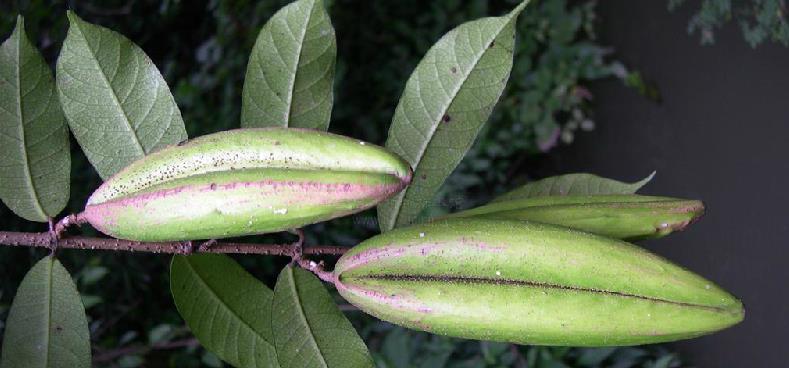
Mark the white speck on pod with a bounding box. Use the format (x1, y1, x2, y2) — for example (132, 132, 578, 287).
(419, 232, 425, 238)
(273, 208, 288, 215)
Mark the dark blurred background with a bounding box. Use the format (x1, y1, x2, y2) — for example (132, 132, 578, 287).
(0, 0, 786, 367)
(544, 2, 789, 367)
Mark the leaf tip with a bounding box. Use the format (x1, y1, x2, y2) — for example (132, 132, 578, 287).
(510, 0, 532, 17)
(636, 170, 657, 191)
(8, 15, 26, 43)
(66, 10, 81, 24)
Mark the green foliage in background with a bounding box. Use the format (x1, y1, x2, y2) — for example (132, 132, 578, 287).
(669, 0, 789, 47)
(0, 1, 673, 367)
(356, 322, 684, 368)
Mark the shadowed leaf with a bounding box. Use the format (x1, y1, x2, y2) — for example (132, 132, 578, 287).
(272, 266, 373, 368)
(0, 16, 70, 222)
(0, 256, 91, 368)
(378, 1, 529, 231)
(170, 254, 279, 368)
(56, 11, 187, 180)
(242, 0, 336, 130)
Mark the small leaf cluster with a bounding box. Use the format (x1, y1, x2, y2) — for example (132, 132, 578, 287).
(669, 0, 789, 47)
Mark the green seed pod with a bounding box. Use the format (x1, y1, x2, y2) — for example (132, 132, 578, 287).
(445, 195, 704, 240)
(83, 128, 412, 241)
(334, 218, 743, 346)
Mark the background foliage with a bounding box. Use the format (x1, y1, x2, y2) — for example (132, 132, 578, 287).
(669, 0, 789, 47)
(0, 0, 680, 366)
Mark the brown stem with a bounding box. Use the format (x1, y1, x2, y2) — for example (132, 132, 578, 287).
(0, 231, 347, 256)
(53, 213, 88, 238)
(296, 258, 338, 284)
(284, 228, 338, 284)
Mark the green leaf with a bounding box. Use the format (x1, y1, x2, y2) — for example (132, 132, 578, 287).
(377, 2, 529, 231)
(56, 11, 187, 180)
(0, 256, 91, 368)
(272, 266, 373, 368)
(0, 16, 70, 222)
(170, 254, 278, 368)
(241, 0, 336, 130)
(492, 172, 655, 202)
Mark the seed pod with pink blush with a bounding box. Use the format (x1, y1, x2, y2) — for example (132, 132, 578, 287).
(333, 218, 744, 346)
(82, 128, 412, 241)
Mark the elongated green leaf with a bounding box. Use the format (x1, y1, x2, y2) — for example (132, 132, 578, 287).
(170, 254, 279, 368)
(492, 172, 656, 202)
(377, 2, 529, 231)
(1, 256, 91, 368)
(56, 11, 187, 180)
(0, 16, 70, 222)
(272, 266, 373, 368)
(241, 0, 336, 130)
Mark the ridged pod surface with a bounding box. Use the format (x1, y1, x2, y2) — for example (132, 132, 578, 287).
(334, 218, 743, 346)
(445, 195, 704, 240)
(83, 128, 412, 241)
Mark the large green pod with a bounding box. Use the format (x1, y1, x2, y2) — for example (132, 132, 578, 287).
(83, 128, 412, 241)
(445, 195, 704, 240)
(334, 218, 743, 346)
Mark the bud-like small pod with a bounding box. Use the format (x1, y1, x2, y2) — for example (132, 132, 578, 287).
(334, 218, 743, 346)
(445, 195, 704, 240)
(83, 128, 412, 241)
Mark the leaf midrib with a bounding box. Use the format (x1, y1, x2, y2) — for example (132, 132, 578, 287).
(71, 18, 145, 156)
(287, 268, 328, 368)
(283, 0, 316, 125)
(182, 258, 273, 348)
(14, 26, 47, 220)
(387, 16, 514, 228)
(43, 258, 53, 368)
